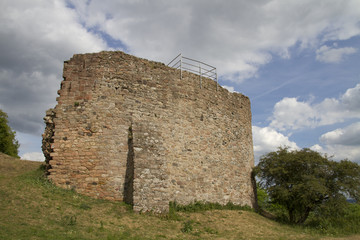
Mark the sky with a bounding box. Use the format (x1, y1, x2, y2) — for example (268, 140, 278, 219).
(0, 0, 359, 164)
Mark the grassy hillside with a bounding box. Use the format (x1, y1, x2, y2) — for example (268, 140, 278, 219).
(0, 152, 359, 240)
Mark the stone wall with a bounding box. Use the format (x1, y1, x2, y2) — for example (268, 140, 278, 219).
(44, 51, 256, 213)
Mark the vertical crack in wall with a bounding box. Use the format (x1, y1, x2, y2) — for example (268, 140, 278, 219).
(123, 125, 134, 205)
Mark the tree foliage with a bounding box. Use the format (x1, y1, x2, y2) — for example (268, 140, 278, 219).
(254, 147, 360, 224)
(0, 109, 20, 158)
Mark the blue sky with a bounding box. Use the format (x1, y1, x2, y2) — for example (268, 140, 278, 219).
(241, 35, 360, 161)
(0, 0, 359, 163)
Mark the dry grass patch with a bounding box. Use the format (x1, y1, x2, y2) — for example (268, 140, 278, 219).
(175, 210, 315, 240)
(0, 152, 39, 177)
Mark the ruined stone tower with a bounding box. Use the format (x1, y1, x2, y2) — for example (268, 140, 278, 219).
(42, 51, 256, 213)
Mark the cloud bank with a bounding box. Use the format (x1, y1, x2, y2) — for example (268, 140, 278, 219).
(68, 0, 360, 81)
(316, 45, 357, 63)
(0, 0, 107, 135)
(317, 122, 360, 162)
(252, 126, 299, 163)
(1, 0, 360, 161)
(269, 84, 360, 131)
(21, 152, 45, 162)
(253, 84, 360, 163)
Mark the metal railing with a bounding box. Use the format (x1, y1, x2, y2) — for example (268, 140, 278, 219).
(167, 53, 218, 90)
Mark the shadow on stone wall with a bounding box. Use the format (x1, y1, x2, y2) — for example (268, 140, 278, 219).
(123, 125, 134, 205)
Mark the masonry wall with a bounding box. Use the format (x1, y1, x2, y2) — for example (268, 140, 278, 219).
(44, 51, 255, 213)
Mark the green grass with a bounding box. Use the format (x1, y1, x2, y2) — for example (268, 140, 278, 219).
(169, 200, 253, 213)
(1, 152, 359, 240)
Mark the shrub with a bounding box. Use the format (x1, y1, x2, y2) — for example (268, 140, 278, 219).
(0, 109, 19, 158)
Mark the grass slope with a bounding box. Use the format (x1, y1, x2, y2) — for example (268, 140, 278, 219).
(0, 152, 359, 240)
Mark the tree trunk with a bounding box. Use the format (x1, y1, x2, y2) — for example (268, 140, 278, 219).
(288, 208, 295, 223)
(297, 207, 311, 224)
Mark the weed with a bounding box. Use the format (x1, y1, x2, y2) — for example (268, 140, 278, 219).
(204, 226, 218, 234)
(99, 221, 104, 231)
(79, 203, 91, 210)
(61, 215, 77, 226)
(166, 203, 182, 221)
(170, 201, 252, 213)
(86, 226, 94, 233)
(155, 234, 167, 238)
(106, 228, 136, 240)
(181, 220, 193, 233)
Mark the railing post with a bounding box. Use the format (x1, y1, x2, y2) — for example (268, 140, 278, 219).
(199, 64, 202, 89)
(180, 54, 182, 80)
(216, 71, 218, 91)
(168, 54, 217, 90)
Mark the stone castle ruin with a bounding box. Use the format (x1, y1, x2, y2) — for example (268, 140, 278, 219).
(42, 51, 256, 213)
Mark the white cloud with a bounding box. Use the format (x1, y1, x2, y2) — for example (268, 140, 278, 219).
(0, 0, 111, 159)
(222, 85, 237, 93)
(1, 0, 360, 162)
(269, 98, 317, 131)
(322, 145, 360, 163)
(0, 70, 59, 134)
(341, 83, 360, 111)
(269, 84, 360, 131)
(67, 0, 360, 82)
(314, 122, 360, 163)
(266, 84, 360, 163)
(316, 45, 357, 63)
(21, 152, 45, 162)
(1, 0, 107, 71)
(252, 126, 299, 163)
(320, 122, 360, 146)
(310, 144, 324, 152)
(0, 0, 107, 134)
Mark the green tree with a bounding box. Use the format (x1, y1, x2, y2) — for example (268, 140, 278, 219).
(256, 183, 270, 210)
(0, 109, 20, 158)
(254, 147, 360, 224)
